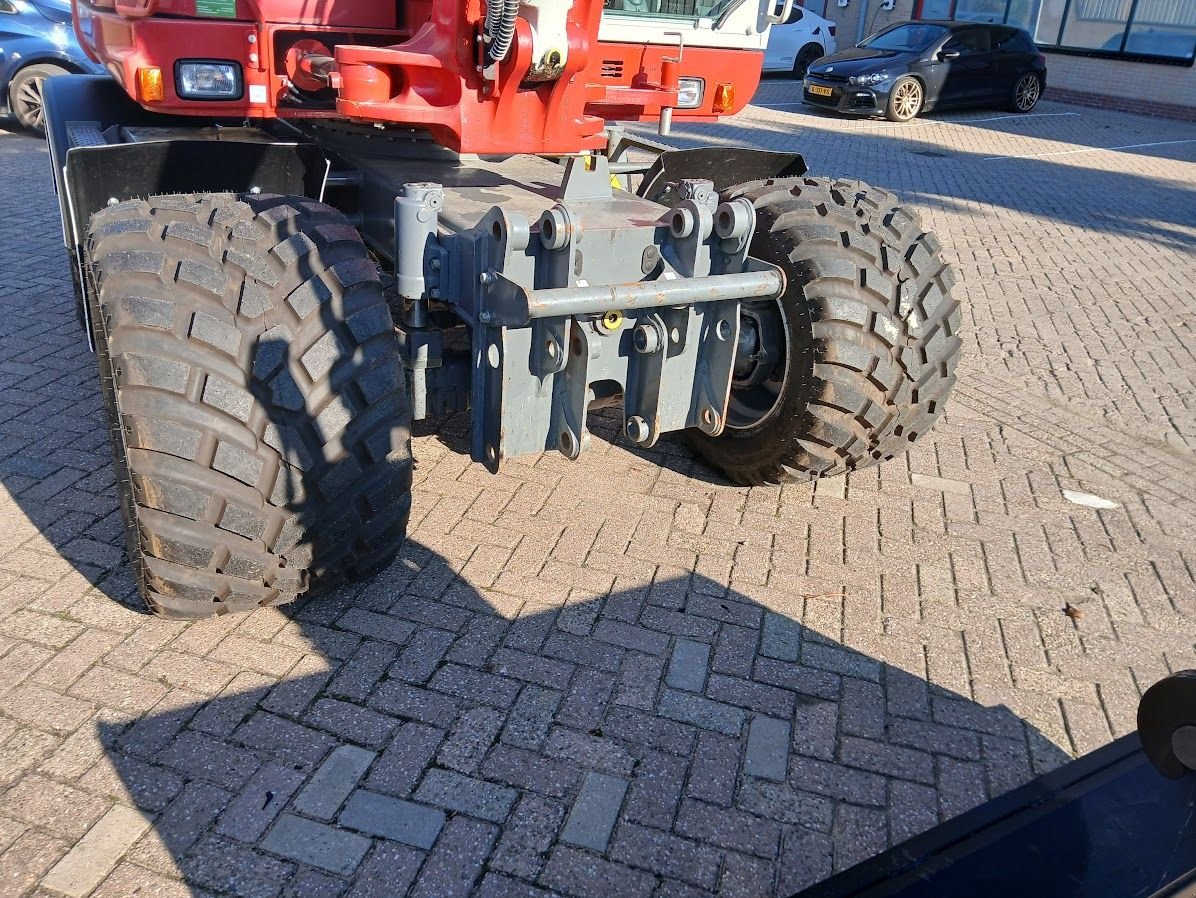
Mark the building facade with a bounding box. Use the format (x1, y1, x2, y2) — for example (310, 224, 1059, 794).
(803, 0, 1196, 118)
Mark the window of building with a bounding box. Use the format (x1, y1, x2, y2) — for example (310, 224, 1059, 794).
(913, 0, 1196, 61)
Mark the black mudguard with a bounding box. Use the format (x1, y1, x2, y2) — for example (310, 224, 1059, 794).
(636, 146, 807, 206)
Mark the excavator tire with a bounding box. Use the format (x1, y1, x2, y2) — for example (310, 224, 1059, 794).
(85, 192, 411, 618)
(688, 176, 961, 486)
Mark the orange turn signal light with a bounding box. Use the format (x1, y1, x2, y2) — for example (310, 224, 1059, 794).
(137, 67, 164, 102)
(712, 82, 735, 114)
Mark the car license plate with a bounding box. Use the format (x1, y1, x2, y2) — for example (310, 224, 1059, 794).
(808, 85, 833, 97)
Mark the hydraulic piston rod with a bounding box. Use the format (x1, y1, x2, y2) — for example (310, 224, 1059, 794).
(523, 269, 784, 320)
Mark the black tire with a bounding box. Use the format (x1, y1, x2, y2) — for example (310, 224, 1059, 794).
(1009, 71, 1042, 113)
(85, 193, 412, 618)
(9, 63, 67, 135)
(687, 177, 961, 486)
(885, 76, 923, 123)
(793, 44, 824, 79)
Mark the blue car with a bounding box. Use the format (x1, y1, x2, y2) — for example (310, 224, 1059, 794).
(1, 0, 105, 134)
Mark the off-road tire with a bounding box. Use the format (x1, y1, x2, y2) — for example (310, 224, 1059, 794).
(85, 193, 412, 618)
(687, 176, 961, 486)
(10, 63, 67, 135)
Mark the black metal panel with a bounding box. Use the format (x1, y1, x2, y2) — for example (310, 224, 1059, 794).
(64, 140, 326, 245)
(43, 75, 327, 254)
(792, 734, 1196, 898)
(637, 147, 807, 206)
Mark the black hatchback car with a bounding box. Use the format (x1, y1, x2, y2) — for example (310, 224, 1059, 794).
(803, 20, 1047, 122)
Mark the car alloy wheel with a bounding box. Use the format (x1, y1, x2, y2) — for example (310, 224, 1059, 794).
(14, 75, 48, 131)
(1014, 73, 1041, 111)
(889, 79, 922, 122)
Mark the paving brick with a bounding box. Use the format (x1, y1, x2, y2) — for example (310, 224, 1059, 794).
(737, 779, 834, 831)
(232, 712, 337, 771)
(410, 816, 498, 898)
(659, 689, 745, 736)
(415, 768, 518, 823)
(294, 745, 377, 820)
(540, 845, 656, 898)
(126, 781, 230, 874)
(430, 663, 522, 709)
(339, 789, 445, 849)
(667, 639, 711, 692)
(0, 774, 109, 841)
(560, 771, 628, 851)
(155, 730, 260, 790)
(609, 822, 723, 888)
(260, 814, 370, 877)
(545, 726, 635, 777)
(369, 680, 460, 728)
(676, 799, 782, 859)
(90, 862, 192, 898)
(491, 793, 567, 879)
(365, 722, 444, 797)
(345, 841, 425, 898)
(501, 686, 560, 750)
(182, 832, 294, 898)
(5, 99, 1196, 898)
(744, 715, 792, 782)
(482, 744, 582, 798)
(215, 762, 306, 843)
(306, 698, 398, 749)
(41, 804, 151, 898)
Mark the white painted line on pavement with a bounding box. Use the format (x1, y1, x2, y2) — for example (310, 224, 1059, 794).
(960, 112, 1081, 122)
(983, 138, 1196, 161)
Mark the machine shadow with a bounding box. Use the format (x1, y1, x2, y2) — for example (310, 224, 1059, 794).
(93, 540, 1073, 897)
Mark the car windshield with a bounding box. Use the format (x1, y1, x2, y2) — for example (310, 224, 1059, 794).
(861, 23, 950, 52)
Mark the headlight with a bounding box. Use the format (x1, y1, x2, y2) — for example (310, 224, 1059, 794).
(677, 77, 704, 109)
(175, 61, 242, 100)
(849, 72, 889, 87)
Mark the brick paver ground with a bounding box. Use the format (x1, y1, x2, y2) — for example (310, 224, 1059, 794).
(1, 83, 1194, 898)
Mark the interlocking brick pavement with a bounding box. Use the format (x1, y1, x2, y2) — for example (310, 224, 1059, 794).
(0, 87, 1194, 898)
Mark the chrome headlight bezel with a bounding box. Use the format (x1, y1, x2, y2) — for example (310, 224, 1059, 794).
(849, 72, 890, 87)
(174, 60, 243, 100)
(677, 77, 705, 109)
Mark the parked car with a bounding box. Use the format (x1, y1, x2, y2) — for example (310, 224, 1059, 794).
(803, 20, 1047, 122)
(0, 0, 105, 135)
(764, 5, 837, 78)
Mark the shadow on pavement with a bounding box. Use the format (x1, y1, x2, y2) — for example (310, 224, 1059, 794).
(87, 548, 1073, 898)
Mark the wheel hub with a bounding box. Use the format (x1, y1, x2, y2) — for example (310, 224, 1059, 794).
(727, 300, 788, 429)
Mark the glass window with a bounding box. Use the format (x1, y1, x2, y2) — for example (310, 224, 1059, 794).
(945, 26, 994, 49)
(954, 0, 1009, 22)
(1030, 0, 1068, 44)
(1060, 0, 1133, 50)
(1122, 26, 1196, 59)
(862, 22, 952, 50)
(602, 0, 738, 19)
(1004, 0, 1041, 30)
(920, 0, 955, 17)
(801, 0, 829, 16)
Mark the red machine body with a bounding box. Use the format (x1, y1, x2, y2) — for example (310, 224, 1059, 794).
(72, 0, 763, 154)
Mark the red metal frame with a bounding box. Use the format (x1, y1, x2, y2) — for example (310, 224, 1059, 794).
(72, 0, 761, 153)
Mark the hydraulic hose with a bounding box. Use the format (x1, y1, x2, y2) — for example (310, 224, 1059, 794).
(485, 0, 521, 64)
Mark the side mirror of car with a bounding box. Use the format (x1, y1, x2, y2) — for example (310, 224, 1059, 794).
(940, 49, 961, 59)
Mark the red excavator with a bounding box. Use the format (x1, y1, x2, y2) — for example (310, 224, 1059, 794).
(43, 0, 961, 618)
